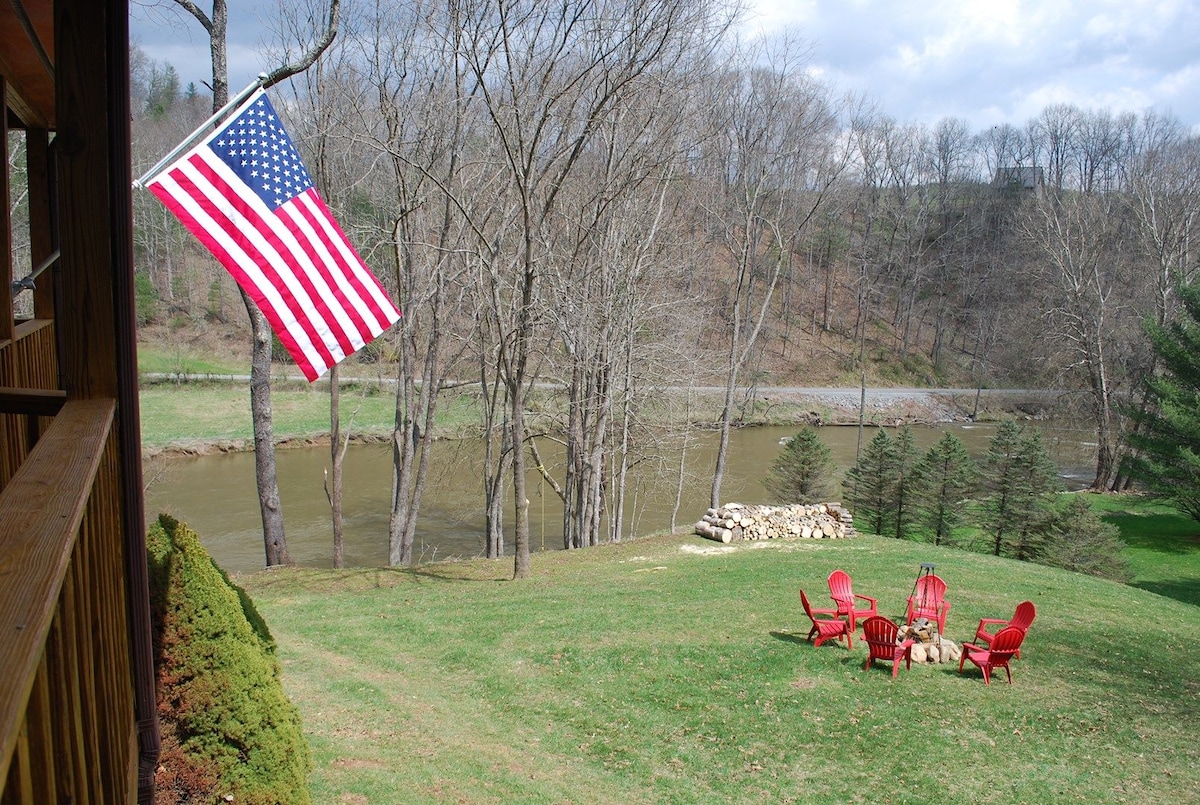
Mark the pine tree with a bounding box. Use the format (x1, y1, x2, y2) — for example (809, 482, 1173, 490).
(1123, 281, 1200, 522)
(912, 431, 977, 546)
(1009, 428, 1061, 560)
(892, 426, 921, 540)
(980, 420, 1060, 558)
(762, 427, 835, 503)
(844, 429, 898, 535)
(1036, 496, 1131, 581)
(980, 420, 1022, 556)
(145, 63, 181, 119)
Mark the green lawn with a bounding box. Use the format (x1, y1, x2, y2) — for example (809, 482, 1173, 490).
(1089, 493, 1200, 606)
(236, 512, 1199, 805)
(137, 342, 249, 377)
(139, 383, 481, 448)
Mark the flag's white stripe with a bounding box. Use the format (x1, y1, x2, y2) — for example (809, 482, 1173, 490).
(274, 198, 370, 350)
(152, 166, 332, 375)
(176, 155, 354, 359)
(293, 192, 400, 332)
(196, 154, 364, 352)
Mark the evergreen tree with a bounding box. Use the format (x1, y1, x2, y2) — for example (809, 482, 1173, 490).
(1123, 281, 1200, 522)
(980, 420, 1023, 556)
(1036, 496, 1131, 581)
(148, 516, 311, 804)
(892, 426, 921, 540)
(980, 420, 1060, 558)
(912, 431, 977, 546)
(1009, 428, 1061, 560)
(763, 427, 835, 503)
(844, 429, 898, 535)
(145, 62, 181, 119)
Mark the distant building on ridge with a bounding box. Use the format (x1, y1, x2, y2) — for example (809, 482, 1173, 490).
(992, 166, 1045, 194)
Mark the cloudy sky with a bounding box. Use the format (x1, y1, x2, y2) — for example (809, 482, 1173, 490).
(746, 0, 1200, 131)
(131, 0, 1200, 133)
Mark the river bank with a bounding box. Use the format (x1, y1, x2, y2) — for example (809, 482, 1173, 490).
(139, 376, 1066, 458)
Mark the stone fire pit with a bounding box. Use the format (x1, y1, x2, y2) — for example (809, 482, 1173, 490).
(897, 617, 962, 665)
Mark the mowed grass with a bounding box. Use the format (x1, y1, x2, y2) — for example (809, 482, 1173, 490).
(237, 516, 1200, 805)
(1088, 493, 1200, 606)
(138, 382, 481, 448)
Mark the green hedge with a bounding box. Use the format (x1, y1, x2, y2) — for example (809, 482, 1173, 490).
(148, 515, 311, 804)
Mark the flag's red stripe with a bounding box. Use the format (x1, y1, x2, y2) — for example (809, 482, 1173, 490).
(151, 163, 334, 379)
(276, 191, 377, 342)
(292, 190, 400, 332)
(148, 178, 321, 380)
(187, 157, 360, 358)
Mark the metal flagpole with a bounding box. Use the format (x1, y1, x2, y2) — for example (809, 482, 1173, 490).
(10, 248, 60, 295)
(133, 73, 269, 189)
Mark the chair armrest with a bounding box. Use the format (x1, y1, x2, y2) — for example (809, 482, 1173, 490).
(976, 618, 1007, 629)
(854, 593, 878, 607)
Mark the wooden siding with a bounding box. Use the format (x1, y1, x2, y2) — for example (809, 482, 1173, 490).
(0, 399, 138, 803)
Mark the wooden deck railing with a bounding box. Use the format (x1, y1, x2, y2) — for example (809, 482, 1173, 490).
(0, 319, 58, 490)
(0, 398, 139, 802)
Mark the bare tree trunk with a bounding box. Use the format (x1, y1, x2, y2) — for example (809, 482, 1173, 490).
(243, 292, 291, 565)
(329, 362, 344, 568)
(173, 0, 340, 566)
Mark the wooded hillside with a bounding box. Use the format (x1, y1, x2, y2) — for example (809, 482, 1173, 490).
(98, 1, 1199, 563)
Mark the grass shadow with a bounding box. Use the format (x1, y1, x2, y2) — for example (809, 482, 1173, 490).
(1102, 511, 1200, 555)
(769, 630, 809, 646)
(1129, 577, 1200, 607)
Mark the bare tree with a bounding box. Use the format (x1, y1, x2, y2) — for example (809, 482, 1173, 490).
(699, 35, 846, 507)
(1125, 112, 1200, 330)
(1019, 188, 1138, 490)
(169, 0, 341, 566)
(1026, 103, 1081, 192)
(456, 0, 733, 576)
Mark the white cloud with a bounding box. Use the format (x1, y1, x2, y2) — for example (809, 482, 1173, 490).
(744, 0, 1200, 132)
(133, 0, 1200, 135)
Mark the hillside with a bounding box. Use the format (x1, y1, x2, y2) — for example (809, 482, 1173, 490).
(138, 298, 989, 394)
(236, 521, 1199, 804)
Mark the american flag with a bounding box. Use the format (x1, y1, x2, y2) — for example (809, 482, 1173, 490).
(145, 89, 400, 381)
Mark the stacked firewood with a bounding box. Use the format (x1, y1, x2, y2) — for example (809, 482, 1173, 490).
(694, 502, 855, 544)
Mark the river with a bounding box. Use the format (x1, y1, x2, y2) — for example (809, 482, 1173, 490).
(145, 421, 1098, 574)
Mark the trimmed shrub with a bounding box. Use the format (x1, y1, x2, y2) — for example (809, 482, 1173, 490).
(148, 515, 311, 804)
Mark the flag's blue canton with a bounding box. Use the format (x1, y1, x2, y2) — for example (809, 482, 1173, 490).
(210, 94, 313, 210)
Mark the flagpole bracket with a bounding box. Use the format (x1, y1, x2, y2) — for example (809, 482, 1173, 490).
(133, 73, 270, 189)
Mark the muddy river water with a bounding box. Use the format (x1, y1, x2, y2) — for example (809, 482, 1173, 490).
(145, 421, 1097, 573)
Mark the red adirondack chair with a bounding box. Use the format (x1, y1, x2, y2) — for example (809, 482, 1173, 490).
(827, 569, 877, 630)
(906, 573, 950, 634)
(862, 616, 913, 678)
(973, 600, 1035, 659)
(959, 625, 1026, 684)
(800, 589, 853, 649)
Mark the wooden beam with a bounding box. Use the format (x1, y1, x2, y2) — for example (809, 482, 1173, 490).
(0, 387, 66, 416)
(54, 3, 117, 399)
